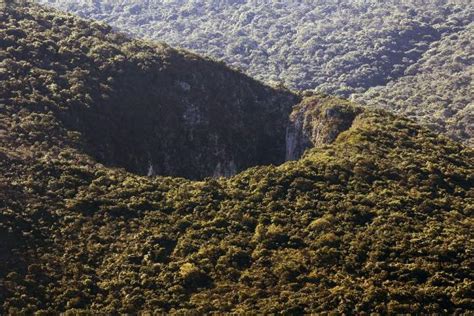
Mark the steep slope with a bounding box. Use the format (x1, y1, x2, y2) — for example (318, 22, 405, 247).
(286, 95, 363, 160)
(37, 0, 472, 95)
(1, 3, 473, 315)
(353, 25, 473, 146)
(1, 100, 473, 314)
(35, 0, 474, 146)
(0, 3, 298, 180)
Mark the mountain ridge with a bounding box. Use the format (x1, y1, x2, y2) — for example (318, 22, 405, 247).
(36, 0, 474, 146)
(0, 3, 473, 314)
(0, 3, 299, 180)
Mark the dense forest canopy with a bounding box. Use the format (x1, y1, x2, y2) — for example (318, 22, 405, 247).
(353, 24, 473, 146)
(1, 4, 473, 314)
(36, 0, 474, 146)
(0, 2, 297, 180)
(35, 0, 472, 93)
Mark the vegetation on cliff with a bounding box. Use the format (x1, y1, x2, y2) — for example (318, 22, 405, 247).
(37, 0, 474, 145)
(0, 2, 297, 180)
(2, 98, 473, 313)
(0, 3, 473, 315)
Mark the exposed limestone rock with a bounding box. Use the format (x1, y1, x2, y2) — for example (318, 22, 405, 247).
(213, 159, 237, 178)
(177, 80, 191, 92)
(0, 4, 299, 180)
(286, 95, 363, 160)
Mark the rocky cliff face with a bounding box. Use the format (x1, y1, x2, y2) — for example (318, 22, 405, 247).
(286, 95, 363, 160)
(0, 4, 299, 180)
(0, 4, 372, 181)
(2, 4, 474, 315)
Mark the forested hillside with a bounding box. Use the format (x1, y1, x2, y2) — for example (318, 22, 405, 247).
(36, 0, 474, 145)
(36, 0, 471, 94)
(353, 25, 473, 146)
(0, 2, 297, 180)
(2, 98, 473, 314)
(1, 3, 474, 314)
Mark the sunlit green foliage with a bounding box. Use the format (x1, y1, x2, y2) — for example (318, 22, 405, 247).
(0, 3, 297, 179)
(2, 104, 473, 314)
(37, 0, 474, 145)
(0, 3, 473, 315)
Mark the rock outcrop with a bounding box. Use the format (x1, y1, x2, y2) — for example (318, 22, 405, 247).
(286, 95, 363, 160)
(2, 4, 474, 314)
(0, 3, 299, 180)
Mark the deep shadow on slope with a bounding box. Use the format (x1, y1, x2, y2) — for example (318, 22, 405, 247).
(0, 4, 298, 180)
(1, 105, 472, 314)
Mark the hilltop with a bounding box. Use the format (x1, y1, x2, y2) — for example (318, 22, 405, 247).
(36, 0, 474, 146)
(0, 2, 298, 180)
(0, 3, 473, 314)
(35, 0, 472, 94)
